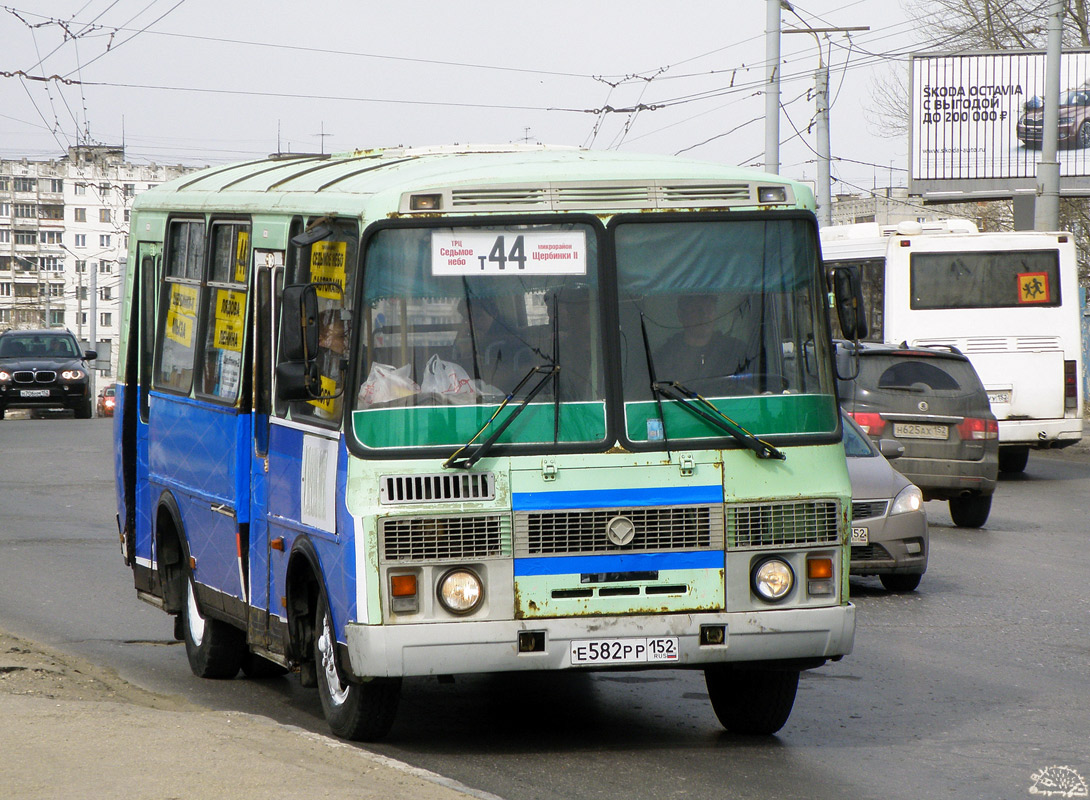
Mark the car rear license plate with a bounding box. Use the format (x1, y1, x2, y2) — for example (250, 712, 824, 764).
(570, 637, 679, 666)
(893, 422, 948, 440)
(851, 527, 869, 545)
(987, 389, 1012, 405)
(19, 389, 49, 398)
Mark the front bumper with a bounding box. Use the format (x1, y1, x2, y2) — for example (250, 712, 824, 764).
(344, 604, 856, 678)
(0, 383, 89, 409)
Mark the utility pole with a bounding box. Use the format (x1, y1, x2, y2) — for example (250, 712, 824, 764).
(1035, 0, 1063, 231)
(765, 0, 783, 174)
(785, 24, 869, 227)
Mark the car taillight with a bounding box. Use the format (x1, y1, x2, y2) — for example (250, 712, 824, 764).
(1064, 360, 1078, 408)
(957, 417, 998, 440)
(848, 411, 886, 435)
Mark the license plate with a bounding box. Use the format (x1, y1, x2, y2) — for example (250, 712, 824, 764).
(19, 389, 49, 398)
(987, 390, 1012, 405)
(570, 637, 679, 666)
(893, 422, 948, 440)
(851, 527, 869, 545)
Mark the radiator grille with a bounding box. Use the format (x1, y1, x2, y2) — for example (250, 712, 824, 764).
(726, 500, 840, 548)
(380, 514, 509, 562)
(850, 542, 892, 562)
(13, 370, 55, 383)
(514, 505, 723, 557)
(380, 472, 495, 504)
(852, 500, 889, 521)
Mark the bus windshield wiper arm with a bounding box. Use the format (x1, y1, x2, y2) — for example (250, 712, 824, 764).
(652, 379, 786, 461)
(443, 363, 559, 470)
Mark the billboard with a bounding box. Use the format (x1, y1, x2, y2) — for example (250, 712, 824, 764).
(910, 50, 1090, 198)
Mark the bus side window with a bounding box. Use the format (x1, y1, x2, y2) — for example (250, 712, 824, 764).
(198, 222, 250, 403)
(154, 219, 205, 394)
(280, 217, 358, 425)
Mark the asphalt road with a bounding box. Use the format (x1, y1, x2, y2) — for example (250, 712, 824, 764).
(1, 415, 1088, 800)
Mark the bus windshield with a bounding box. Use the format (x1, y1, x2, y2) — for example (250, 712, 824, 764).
(354, 221, 606, 449)
(616, 216, 836, 442)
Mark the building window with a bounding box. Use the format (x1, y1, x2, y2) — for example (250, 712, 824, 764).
(14, 204, 36, 218)
(78, 286, 87, 300)
(42, 257, 62, 271)
(14, 231, 36, 245)
(39, 205, 64, 220)
(123, 183, 135, 197)
(79, 312, 87, 326)
(39, 231, 62, 244)
(0, 202, 9, 216)
(99, 182, 110, 195)
(74, 207, 86, 222)
(100, 312, 112, 327)
(99, 208, 111, 223)
(0, 309, 8, 324)
(100, 234, 111, 248)
(0, 283, 10, 296)
(13, 177, 36, 192)
(0, 230, 8, 244)
(100, 261, 112, 274)
(124, 209, 130, 222)
(49, 179, 63, 193)
(74, 234, 87, 247)
(49, 309, 65, 326)
(100, 286, 112, 300)
(74, 183, 87, 196)
(49, 283, 64, 297)
(75, 260, 86, 273)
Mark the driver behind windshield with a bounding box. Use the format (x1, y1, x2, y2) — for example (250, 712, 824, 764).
(655, 293, 747, 390)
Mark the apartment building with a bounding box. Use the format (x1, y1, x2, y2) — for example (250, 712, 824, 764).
(0, 146, 194, 380)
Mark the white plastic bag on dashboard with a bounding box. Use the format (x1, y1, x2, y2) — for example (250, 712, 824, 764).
(357, 362, 419, 406)
(421, 353, 476, 397)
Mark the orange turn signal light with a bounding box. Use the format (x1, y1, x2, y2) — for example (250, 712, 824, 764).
(807, 558, 833, 580)
(390, 575, 418, 597)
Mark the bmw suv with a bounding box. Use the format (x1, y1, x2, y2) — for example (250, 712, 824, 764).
(0, 329, 97, 419)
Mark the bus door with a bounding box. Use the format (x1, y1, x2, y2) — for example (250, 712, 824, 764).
(248, 250, 283, 649)
(125, 241, 161, 583)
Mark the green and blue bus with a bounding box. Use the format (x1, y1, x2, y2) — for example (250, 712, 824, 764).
(114, 144, 857, 740)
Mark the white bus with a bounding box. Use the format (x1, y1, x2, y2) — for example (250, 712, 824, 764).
(821, 220, 1083, 473)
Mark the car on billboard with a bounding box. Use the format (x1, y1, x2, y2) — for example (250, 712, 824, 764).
(1017, 89, 1090, 149)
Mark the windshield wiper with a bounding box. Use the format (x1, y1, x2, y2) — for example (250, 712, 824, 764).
(443, 363, 559, 470)
(652, 380, 786, 460)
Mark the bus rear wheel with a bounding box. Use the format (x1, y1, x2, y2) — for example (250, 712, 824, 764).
(315, 593, 400, 741)
(704, 665, 799, 735)
(998, 446, 1029, 474)
(183, 576, 245, 679)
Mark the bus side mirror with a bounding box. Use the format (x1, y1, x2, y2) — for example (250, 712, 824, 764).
(276, 284, 321, 401)
(831, 267, 868, 341)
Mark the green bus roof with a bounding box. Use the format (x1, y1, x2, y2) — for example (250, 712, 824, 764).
(133, 145, 816, 218)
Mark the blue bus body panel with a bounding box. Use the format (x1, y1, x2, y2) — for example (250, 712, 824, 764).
(148, 393, 248, 600)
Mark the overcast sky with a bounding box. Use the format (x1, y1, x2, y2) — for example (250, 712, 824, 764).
(1, 1, 927, 195)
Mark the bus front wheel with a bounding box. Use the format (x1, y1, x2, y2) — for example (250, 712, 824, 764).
(183, 576, 245, 679)
(315, 593, 400, 741)
(704, 665, 799, 735)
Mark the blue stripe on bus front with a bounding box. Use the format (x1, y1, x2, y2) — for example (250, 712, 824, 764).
(514, 551, 722, 577)
(512, 485, 723, 511)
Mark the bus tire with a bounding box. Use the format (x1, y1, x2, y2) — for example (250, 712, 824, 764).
(315, 593, 400, 741)
(949, 494, 992, 528)
(183, 575, 245, 679)
(704, 666, 799, 735)
(998, 446, 1029, 474)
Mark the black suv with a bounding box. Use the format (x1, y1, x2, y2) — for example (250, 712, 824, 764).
(0, 329, 97, 419)
(837, 341, 999, 528)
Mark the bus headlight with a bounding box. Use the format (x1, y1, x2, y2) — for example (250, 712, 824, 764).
(752, 558, 794, 602)
(437, 568, 483, 615)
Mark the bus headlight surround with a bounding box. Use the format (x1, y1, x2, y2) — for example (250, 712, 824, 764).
(752, 557, 794, 602)
(437, 568, 483, 615)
